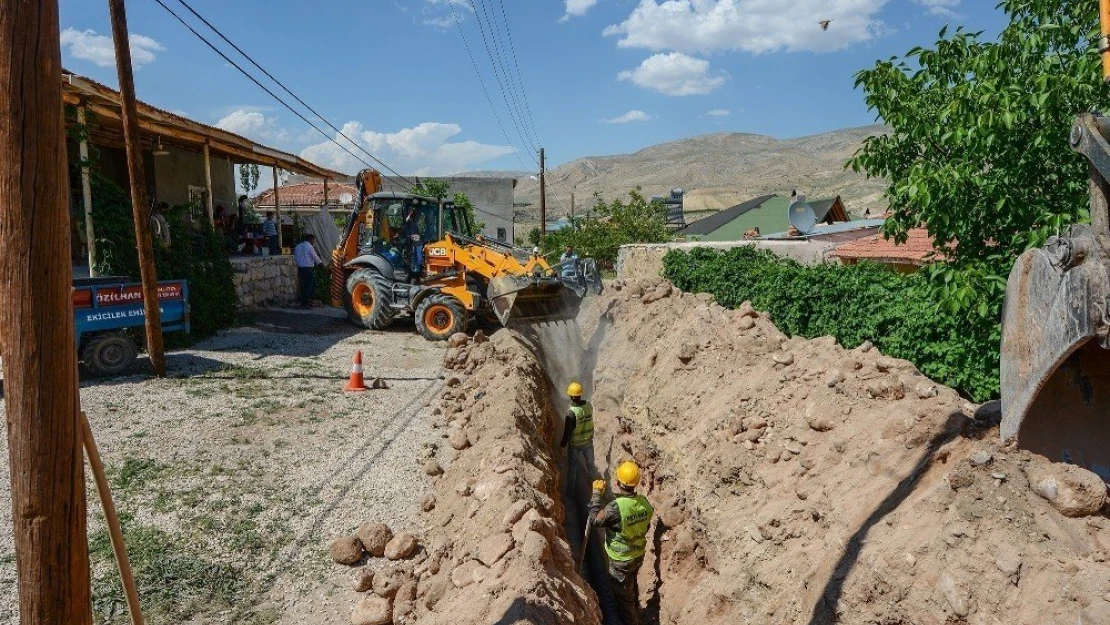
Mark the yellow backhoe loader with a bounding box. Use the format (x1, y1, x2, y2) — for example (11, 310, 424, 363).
(1001, 0, 1110, 481)
(330, 170, 600, 340)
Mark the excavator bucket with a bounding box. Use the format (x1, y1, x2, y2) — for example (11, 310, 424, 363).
(487, 258, 602, 326)
(1000, 113, 1110, 482)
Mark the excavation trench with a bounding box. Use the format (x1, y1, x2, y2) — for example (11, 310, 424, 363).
(361, 278, 1110, 625)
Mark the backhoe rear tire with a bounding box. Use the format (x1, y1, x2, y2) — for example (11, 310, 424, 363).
(415, 294, 468, 341)
(346, 269, 396, 330)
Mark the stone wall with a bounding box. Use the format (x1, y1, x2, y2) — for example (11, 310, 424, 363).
(231, 255, 298, 309)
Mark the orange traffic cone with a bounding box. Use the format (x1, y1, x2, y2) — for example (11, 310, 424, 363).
(344, 350, 368, 392)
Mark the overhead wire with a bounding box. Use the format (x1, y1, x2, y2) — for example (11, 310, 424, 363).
(151, 0, 417, 187)
(492, 0, 543, 149)
(466, 0, 541, 159)
(448, 1, 537, 173)
(472, 0, 539, 150)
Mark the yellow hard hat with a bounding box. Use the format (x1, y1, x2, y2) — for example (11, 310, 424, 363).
(567, 382, 583, 397)
(615, 461, 640, 488)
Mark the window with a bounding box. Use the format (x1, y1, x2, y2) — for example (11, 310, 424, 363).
(496, 227, 507, 241)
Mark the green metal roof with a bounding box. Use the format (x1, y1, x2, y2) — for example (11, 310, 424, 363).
(697, 196, 793, 241)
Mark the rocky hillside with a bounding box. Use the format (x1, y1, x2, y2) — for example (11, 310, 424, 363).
(503, 125, 890, 218)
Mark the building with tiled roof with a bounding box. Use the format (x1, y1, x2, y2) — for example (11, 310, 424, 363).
(676, 193, 851, 241)
(831, 228, 941, 273)
(253, 182, 358, 210)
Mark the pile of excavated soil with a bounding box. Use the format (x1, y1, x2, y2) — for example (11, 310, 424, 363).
(576, 279, 1110, 625)
(333, 278, 1110, 625)
(334, 330, 601, 625)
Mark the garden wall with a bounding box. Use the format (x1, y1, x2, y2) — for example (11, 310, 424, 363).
(231, 256, 298, 309)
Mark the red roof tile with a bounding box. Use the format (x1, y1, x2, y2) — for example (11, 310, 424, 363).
(253, 182, 358, 208)
(832, 228, 942, 265)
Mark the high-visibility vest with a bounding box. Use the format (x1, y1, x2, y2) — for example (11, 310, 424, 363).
(604, 494, 654, 562)
(569, 402, 594, 447)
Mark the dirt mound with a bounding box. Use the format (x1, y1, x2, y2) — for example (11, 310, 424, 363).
(334, 331, 601, 625)
(574, 279, 1110, 624)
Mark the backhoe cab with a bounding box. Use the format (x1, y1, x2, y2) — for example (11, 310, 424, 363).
(330, 169, 601, 341)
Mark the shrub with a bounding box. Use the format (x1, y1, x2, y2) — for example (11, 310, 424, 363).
(91, 173, 237, 343)
(662, 246, 999, 402)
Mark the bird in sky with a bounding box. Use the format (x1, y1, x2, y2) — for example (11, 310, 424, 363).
(819, 20, 832, 31)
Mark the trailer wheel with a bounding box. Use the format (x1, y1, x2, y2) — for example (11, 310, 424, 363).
(415, 294, 468, 341)
(346, 269, 396, 330)
(83, 332, 138, 377)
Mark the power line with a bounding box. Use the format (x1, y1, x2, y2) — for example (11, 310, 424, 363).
(467, 0, 540, 158)
(494, 0, 543, 146)
(151, 0, 417, 187)
(473, 0, 538, 150)
(449, 1, 536, 172)
(169, 0, 416, 186)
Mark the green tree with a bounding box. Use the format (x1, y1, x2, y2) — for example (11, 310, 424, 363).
(410, 178, 483, 236)
(238, 164, 260, 196)
(540, 189, 670, 269)
(850, 0, 1101, 316)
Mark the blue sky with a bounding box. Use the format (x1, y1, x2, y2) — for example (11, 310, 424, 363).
(58, 0, 1006, 177)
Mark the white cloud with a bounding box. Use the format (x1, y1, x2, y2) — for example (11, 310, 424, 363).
(216, 109, 289, 143)
(913, 0, 960, 17)
(604, 0, 889, 55)
(618, 53, 727, 96)
(561, 0, 600, 21)
(704, 108, 730, 117)
(60, 28, 165, 69)
(300, 121, 514, 176)
(603, 110, 653, 124)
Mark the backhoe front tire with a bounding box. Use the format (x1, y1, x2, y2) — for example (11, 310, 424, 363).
(346, 269, 396, 330)
(415, 294, 468, 341)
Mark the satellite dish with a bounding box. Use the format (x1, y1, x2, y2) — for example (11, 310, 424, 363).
(788, 200, 818, 235)
(339, 193, 354, 205)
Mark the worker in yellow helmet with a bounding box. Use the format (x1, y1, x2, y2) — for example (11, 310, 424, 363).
(590, 461, 654, 625)
(559, 381, 594, 494)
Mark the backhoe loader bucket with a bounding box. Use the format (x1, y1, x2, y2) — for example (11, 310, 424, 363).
(487, 258, 603, 326)
(1001, 113, 1110, 482)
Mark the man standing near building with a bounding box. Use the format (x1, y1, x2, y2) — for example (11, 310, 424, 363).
(590, 461, 653, 625)
(559, 382, 594, 493)
(294, 233, 324, 308)
(262, 211, 279, 255)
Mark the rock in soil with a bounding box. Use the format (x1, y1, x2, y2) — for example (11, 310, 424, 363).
(423, 460, 443, 476)
(384, 532, 419, 560)
(358, 523, 394, 558)
(351, 596, 392, 625)
(330, 535, 364, 565)
(351, 568, 375, 592)
(1026, 461, 1108, 517)
(477, 532, 514, 567)
(447, 333, 469, 348)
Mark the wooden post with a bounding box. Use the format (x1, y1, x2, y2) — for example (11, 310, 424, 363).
(78, 104, 97, 275)
(0, 2, 94, 624)
(323, 177, 330, 209)
(539, 147, 546, 236)
(203, 141, 214, 227)
(273, 165, 282, 252)
(109, 0, 166, 377)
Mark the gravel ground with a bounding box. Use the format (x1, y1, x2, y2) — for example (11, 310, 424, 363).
(0, 310, 444, 625)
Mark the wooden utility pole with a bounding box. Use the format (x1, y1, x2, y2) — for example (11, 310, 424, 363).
(0, 3, 94, 624)
(539, 148, 546, 235)
(203, 142, 214, 226)
(109, 0, 166, 377)
(570, 192, 575, 221)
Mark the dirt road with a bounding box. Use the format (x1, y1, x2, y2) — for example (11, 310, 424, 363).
(0, 309, 443, 625)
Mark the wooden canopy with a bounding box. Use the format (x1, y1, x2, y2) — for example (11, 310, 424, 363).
(60, 70, 344, 180)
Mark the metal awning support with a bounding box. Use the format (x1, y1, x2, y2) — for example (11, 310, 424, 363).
(273, 165, 282, 252)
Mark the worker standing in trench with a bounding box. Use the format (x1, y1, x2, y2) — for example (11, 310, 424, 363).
(590, 461, 654, 625)
(560, 381, 595, 493)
